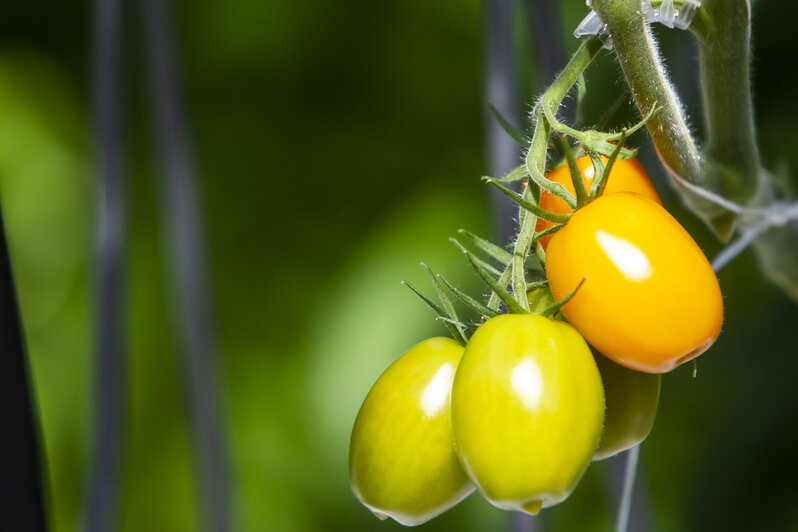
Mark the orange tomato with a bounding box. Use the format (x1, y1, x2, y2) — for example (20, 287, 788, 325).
(545, 192, 723, 374)
(536, 156, 661, 249)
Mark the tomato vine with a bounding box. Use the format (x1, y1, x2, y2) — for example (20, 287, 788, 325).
(350, 0, 798, 528)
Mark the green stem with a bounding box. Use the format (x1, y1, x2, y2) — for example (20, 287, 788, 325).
(514, 36, 603, 308)
(690, 0, 761, 204)
(591, 0, 737, 238)
(592, 0, 701, 182)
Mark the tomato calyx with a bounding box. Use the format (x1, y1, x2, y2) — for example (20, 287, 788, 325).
(403, 244, 582, 344)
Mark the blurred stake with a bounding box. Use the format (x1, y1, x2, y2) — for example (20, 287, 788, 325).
(485, 0, 521, 247)
(522, 0, 569, 85)
(140, 1, 232, 531)
(522, 0, 573, 127)
(0, 205, 48, 531)
(85, 0, 128, 530)
(484, 0, 536, 530)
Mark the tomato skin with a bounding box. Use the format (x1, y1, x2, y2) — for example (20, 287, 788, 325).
(593, 352, 660, 460)
(349, 337, 473, 526)
(536, 156, 661, 249)
(545, 192, 723, 373)
(451, 314, 604, 514)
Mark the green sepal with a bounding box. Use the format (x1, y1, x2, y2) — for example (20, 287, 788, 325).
(488, 104, 529, 146)
(402, 281, 468, 345)
(437, 274, 499, 319)
(449, 238, 503, 278)
(553, 135, 589, 207)
(437, 316, 483, 332)
(532, 241, 546, 268)
(540, 278, 585, 318)
(421, 263, 466, 342)
(580, 130, 637, 160)
(456, 229, 512, 266)
(487, 164, 527, 184)
(524, 165, 578, 209)
(591, 129, 627, 200)
(525, 279, 549, 291)
(577, 103, 656, 160)
(462, 251, 528, 314)
(586, 150, 606, 195)
(486, 179, 571, 224)
(596, 91, 628, 132)
(532, 224, 565, 242)
(623, 102, 659, 137)
(487, 265, 513, 313)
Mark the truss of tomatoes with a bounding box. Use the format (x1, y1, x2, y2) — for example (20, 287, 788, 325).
(349, 151, 723, 525)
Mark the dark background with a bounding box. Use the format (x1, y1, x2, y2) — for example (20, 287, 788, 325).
(0, 0, 796, 530)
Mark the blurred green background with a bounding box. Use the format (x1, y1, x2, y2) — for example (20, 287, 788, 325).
(1, 1, 797, 530)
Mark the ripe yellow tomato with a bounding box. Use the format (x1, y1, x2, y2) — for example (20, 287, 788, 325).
(451, 314, 604, 514)
(349, 338, 473, 526)
(545, 192, 723, 373)
(536, 156, 661, 249)
(593, 352, 660, 460)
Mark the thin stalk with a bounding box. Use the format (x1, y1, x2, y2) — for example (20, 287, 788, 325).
(0, 203, 48, 530)
(140, 1, 232, 531)
(615, 445, 640, 532)
(85, 0, 127, 529)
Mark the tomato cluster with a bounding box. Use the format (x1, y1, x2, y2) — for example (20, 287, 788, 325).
(349, 156, 722, 525)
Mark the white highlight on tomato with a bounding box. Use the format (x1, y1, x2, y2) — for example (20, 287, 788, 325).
(511, 359, 544, 411)
(421, 363, 454, 417)
(596, 229, 653, 282)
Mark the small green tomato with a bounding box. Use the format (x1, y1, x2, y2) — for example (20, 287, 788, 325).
(593, 352, 661, 460)
(349, 337, 474, 526)
(451, 314, 604, 514)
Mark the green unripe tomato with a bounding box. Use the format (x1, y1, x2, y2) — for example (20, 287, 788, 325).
(593, 352, 661, 460)
(451, 314, 604, 514)
(349, 337, 474, 526)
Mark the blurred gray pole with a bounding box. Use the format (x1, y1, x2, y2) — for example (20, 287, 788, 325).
(140, 1, 232, 531)
(86, 0, 127, 530)
(485, 0, 521, 247)
(522, 0, 568, 85)
(484, 1, 535, 531)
